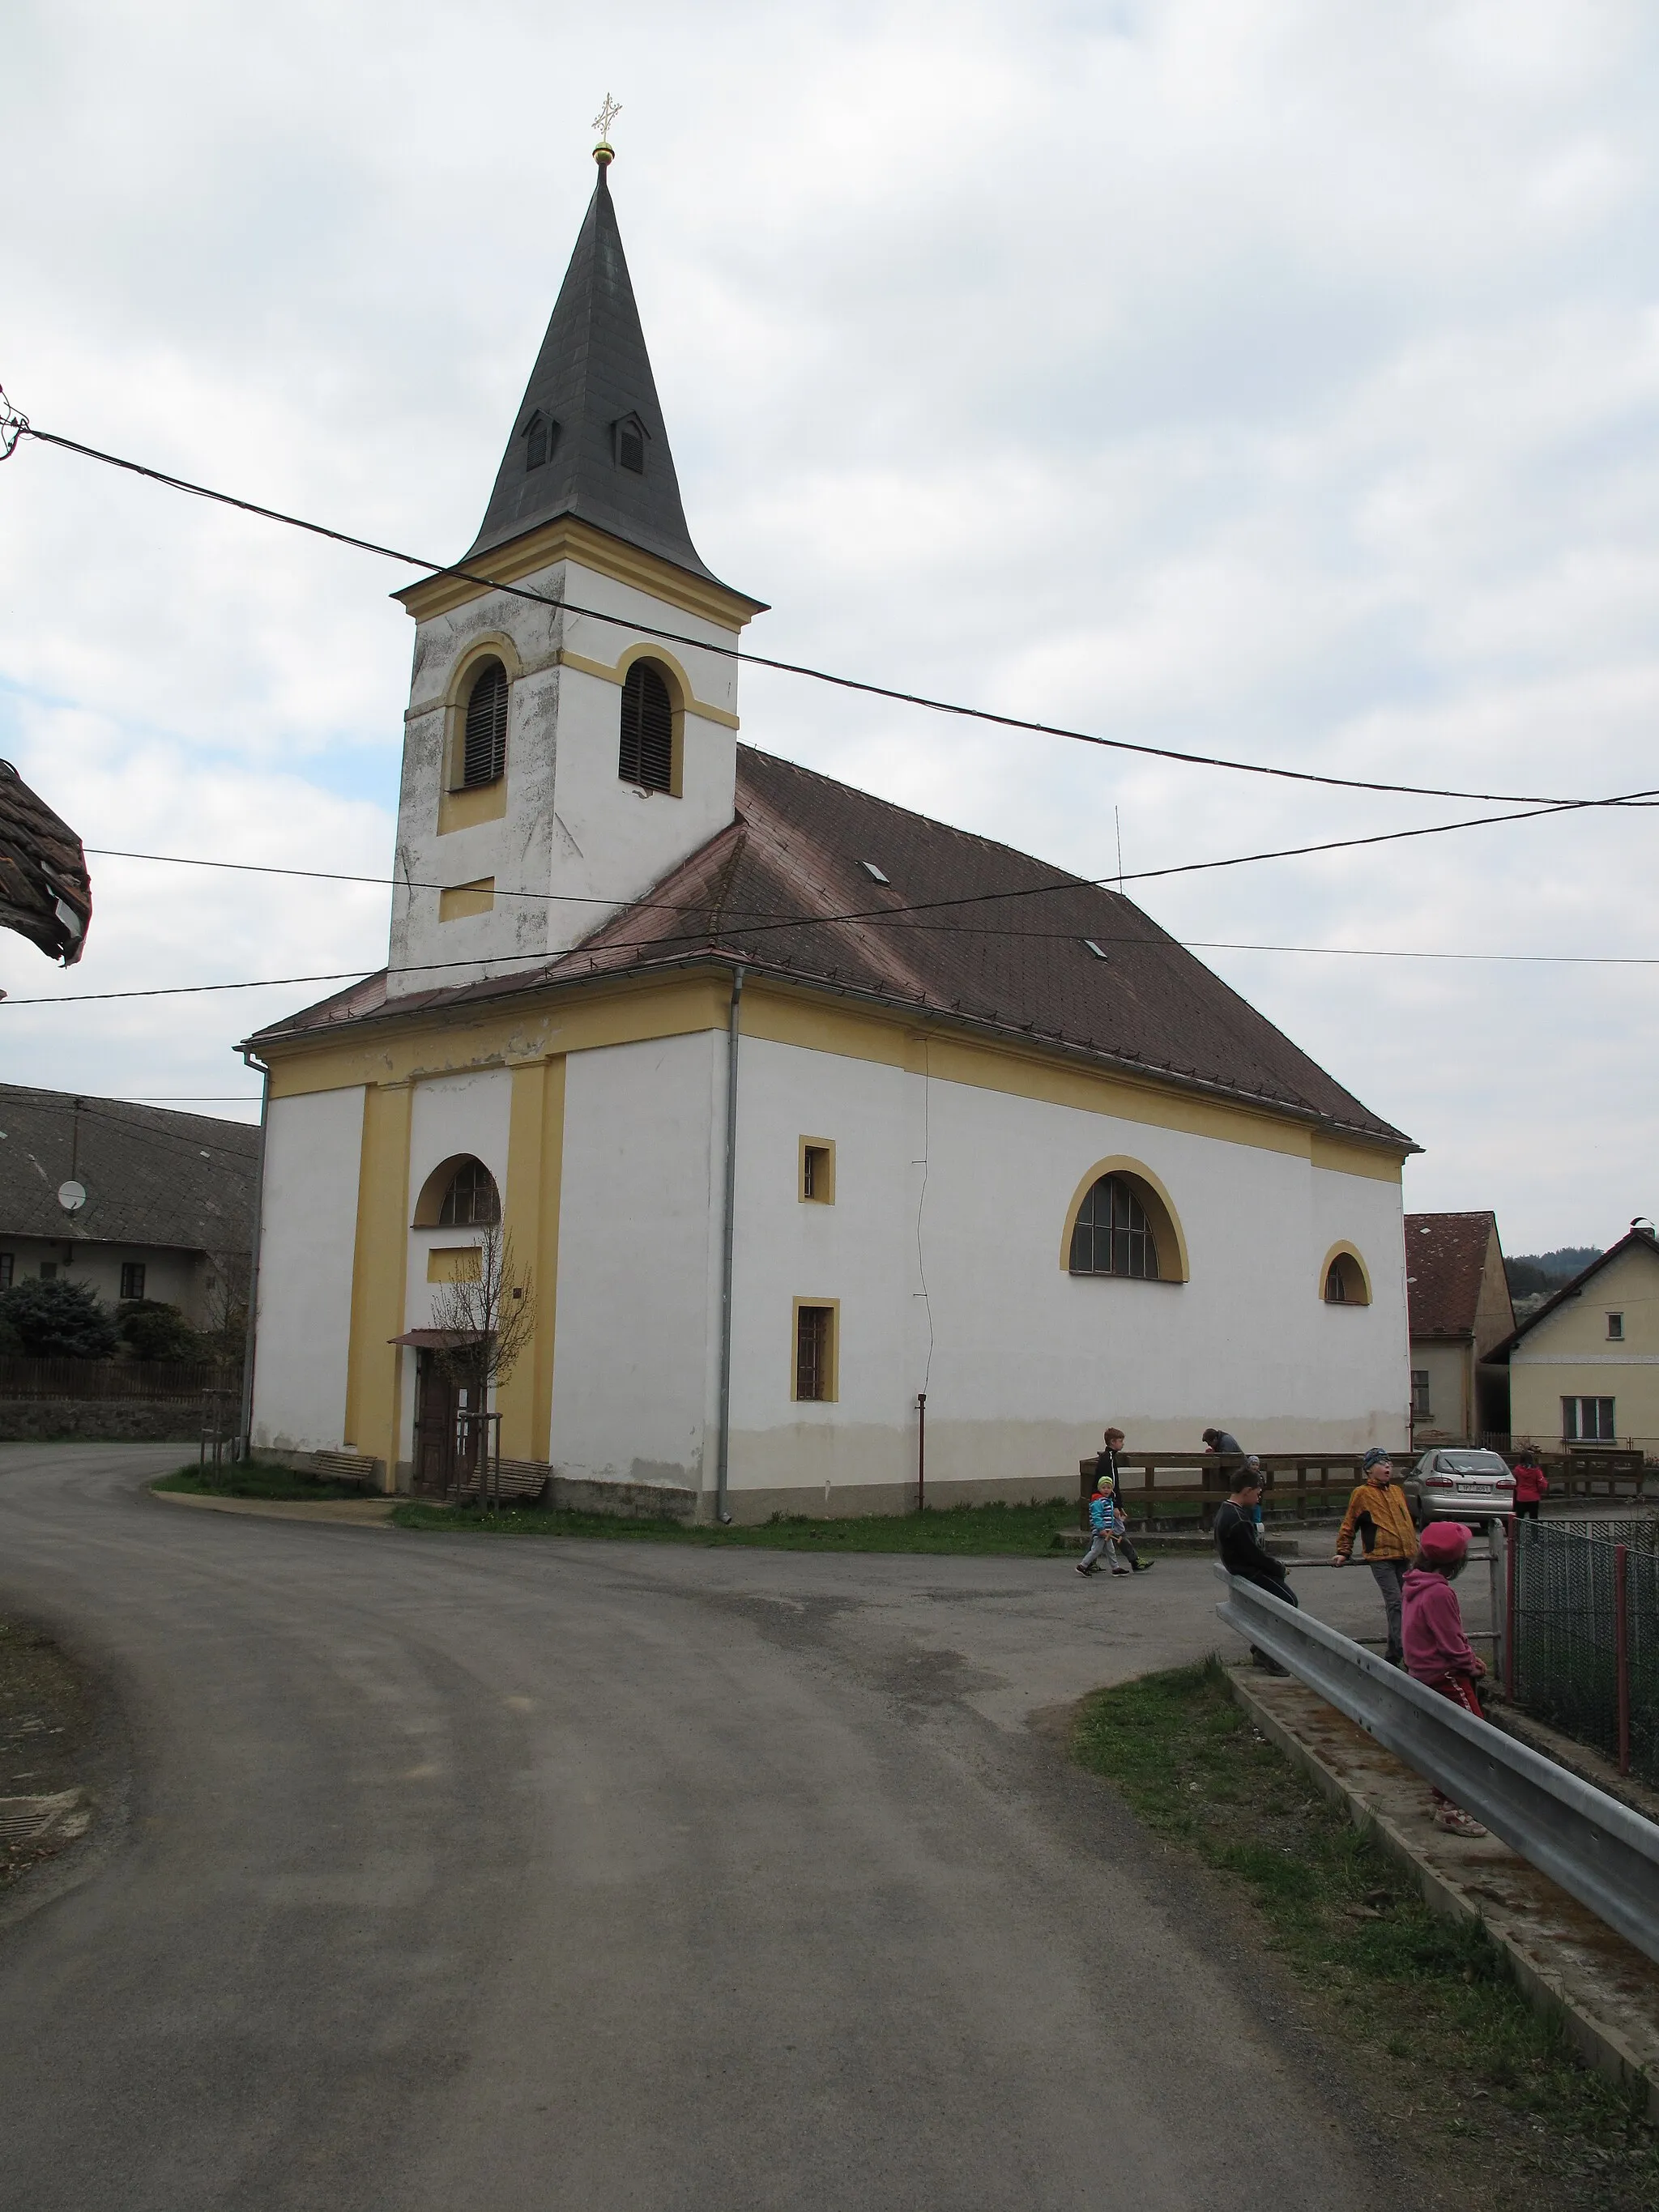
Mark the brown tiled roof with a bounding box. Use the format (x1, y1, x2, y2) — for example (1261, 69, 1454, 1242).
(0, 1084, 258, 1251)
(1405, 1212, 1498, 1337)
(250, 748, 1414, 1151)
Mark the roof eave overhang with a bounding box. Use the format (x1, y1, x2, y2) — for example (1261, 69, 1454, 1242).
(245, 948, 1417, 1161)
(391, 513, 768, 632)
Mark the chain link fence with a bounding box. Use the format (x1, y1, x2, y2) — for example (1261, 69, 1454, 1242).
(1510, 1518, 1659, 1785)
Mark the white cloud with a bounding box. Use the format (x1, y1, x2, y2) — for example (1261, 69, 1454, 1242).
(1, 0, 1656, 1247)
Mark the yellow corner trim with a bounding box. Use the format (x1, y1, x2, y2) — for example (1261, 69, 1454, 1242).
(265, 974, 730, 1100)
(1320, 1242, 1373, 1306)
(558, 644, 740, 732)
(1059, 1157, 1191, 1283)
(427, 1245, 483, 1283)
(437, 782, 508, 835)
(438, 877, 495, 922)
(394, 515, 766, 633)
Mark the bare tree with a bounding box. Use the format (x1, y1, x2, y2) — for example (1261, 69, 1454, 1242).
(427, 1227, 536, 1507)
(199, 1250, 253, 1377)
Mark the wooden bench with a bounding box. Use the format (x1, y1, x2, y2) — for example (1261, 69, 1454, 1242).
(313, 1450, 380, 1487)
(454, 1458, 551, 1506)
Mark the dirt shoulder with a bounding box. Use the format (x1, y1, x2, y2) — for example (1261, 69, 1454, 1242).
(0, 1615, 107, 1898)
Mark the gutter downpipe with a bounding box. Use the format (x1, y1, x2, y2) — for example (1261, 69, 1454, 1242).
(714, 964, 744, 1524)
(237, 1051, 271, 1459)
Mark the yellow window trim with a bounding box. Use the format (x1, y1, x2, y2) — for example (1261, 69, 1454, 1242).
(799, 1136, 836, 1204)
(561, 643, 739, 734)
(1320, 1242, 1372, 1306)
(1059, 1157, 1191, 1283)
(427, 1246, 483, 1283)
(791, 1297, 840, 1404)
(437, 877, 496, 922)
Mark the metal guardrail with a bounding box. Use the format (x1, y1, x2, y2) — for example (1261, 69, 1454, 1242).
(1214, 1566, 1659, 1966)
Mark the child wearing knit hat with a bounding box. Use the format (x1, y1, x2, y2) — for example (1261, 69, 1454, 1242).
(1402, 1522, 1488, 1837)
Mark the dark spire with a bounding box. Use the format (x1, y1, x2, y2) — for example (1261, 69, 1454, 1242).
(463, 151, 718, 583)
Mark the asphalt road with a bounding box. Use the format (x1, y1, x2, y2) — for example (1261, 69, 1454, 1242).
(0, 1443, 1420, 2211)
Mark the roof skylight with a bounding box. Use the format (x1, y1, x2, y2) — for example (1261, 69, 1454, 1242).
(860, 861, 889, 884)
(1083, 940, 1107, 960)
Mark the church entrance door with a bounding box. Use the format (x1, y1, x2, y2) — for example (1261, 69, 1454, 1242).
(413, 1351, 458, 1496)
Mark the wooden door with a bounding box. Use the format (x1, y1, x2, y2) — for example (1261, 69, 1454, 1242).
(413, 1352, 457, 1496)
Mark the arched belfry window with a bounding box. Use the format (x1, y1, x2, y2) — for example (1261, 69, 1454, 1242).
(619, 662, 674, 794)
(463, 660, 509, 788)
(614, 415, 648, 475)
(1069, 1174, 1160, 1280)
(437, 1158, 501, 1228)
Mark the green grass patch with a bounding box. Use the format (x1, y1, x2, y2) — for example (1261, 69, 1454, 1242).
(1073, 1658, 1657, 2210)
(152, 1460, 369, 1502)
(391, 1495, 1101, 1552)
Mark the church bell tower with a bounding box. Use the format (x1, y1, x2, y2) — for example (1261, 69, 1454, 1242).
(386, 143, 766, 999)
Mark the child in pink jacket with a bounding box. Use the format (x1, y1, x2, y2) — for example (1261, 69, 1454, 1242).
(1402, 1522, 1488, 1838)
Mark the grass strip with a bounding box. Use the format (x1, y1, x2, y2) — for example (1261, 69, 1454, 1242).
(1073, 1657, 1657, 2211)
(390, 1496, 1099, 1553)
(152, 1461, 369, 1502)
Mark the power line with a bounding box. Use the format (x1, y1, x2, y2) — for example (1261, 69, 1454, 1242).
(15, 419, 1659, 813)
(80, 774, 1659, 934)
(6, 933, 1656, 1009)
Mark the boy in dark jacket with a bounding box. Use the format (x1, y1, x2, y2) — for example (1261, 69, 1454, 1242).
(1087, 1428, 1153, 1572)
(1214, 1468, 1297, 1670)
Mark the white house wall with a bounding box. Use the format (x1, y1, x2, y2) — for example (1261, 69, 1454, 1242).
(724, 1037, 1407, 1515)
(250, 1086, 365, 1454)
(550, 1030, 721, 1490)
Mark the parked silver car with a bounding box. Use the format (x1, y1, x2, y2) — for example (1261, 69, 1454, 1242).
(1402, 1448, 1515, 1530)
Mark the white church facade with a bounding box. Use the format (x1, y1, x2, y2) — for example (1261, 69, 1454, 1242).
(245, 146, 1416, 1518)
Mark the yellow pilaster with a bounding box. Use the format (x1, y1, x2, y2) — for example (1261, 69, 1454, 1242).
(498, 1056, 565, 1462)
(343, 1081, 413, 1490)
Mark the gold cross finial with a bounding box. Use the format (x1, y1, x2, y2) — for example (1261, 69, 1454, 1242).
(592, 93, 621, 143)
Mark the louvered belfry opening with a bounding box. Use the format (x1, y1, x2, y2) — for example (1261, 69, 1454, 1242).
(618, 661, 674, 792)
(463, 661, 509, 787)
(1069, 1174, 1160, 1280)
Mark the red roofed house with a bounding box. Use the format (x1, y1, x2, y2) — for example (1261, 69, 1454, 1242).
(1405, 1212, 1515, 1448)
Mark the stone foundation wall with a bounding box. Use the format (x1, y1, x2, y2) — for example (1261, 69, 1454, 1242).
(0, 1400, 202, 1443)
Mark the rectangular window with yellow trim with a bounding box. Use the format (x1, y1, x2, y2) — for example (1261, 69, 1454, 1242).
(792, 1299, 838, 1403)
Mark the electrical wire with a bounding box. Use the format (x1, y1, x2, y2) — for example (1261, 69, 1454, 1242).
(15, 420, 1659, 813)
(78, 774, 1659, 939)
(6, 932, 1657, 1009)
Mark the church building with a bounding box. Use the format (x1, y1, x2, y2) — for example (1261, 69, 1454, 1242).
(244, 144, 1416, 1518)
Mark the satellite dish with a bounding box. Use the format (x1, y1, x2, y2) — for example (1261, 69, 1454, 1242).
(58, 1179, 87, 1213)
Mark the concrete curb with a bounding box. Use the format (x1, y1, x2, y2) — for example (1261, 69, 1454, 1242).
(148, 1488, 396, 1528)
(1227, 1664, 1659, 2120)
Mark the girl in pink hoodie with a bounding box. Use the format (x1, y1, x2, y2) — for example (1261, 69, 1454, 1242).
(1402, 1522, 1488, 1838)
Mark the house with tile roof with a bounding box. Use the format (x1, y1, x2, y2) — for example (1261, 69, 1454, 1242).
(1493, 1223, 1659, 1461)
(1402, 1211, 1515, 1447)
(0, 1084, 257, 1325)
(242, 147, 1416, 1514)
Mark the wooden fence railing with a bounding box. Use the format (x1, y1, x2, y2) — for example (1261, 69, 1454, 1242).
(0, 1357, 228, 1402)
(1079, 1447, 1655, 1531)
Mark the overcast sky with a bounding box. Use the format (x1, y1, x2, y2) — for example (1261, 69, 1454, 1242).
(2, 0, 1655, 1253)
